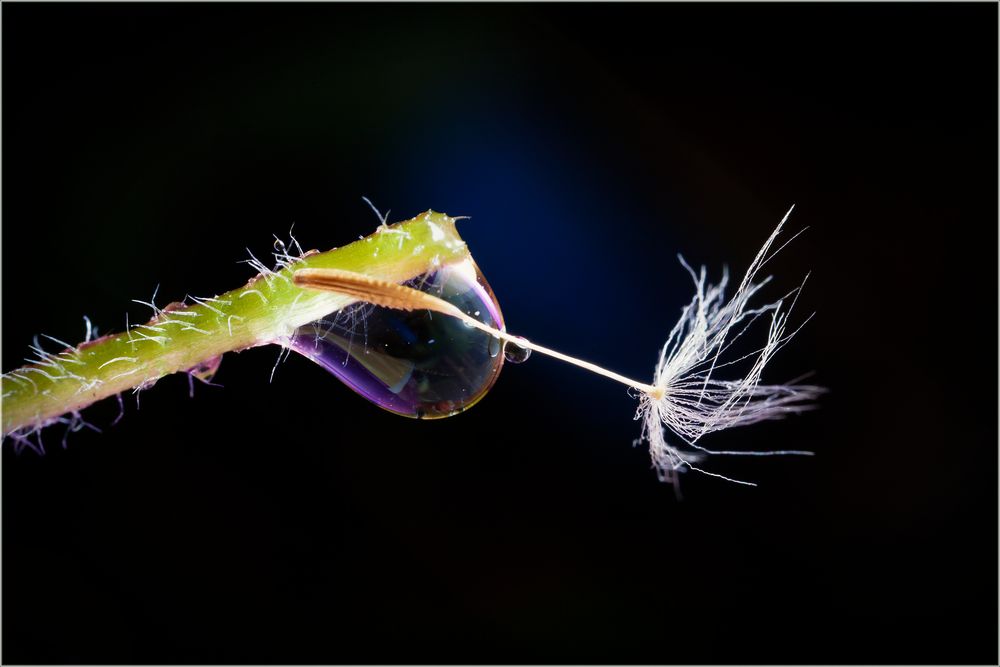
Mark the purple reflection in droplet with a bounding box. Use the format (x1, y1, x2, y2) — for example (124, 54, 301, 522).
(290, 258, 506, 419)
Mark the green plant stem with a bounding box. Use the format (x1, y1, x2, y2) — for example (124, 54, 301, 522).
(1, 211, 470, 436)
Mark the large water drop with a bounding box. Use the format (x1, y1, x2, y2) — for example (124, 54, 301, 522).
(289, 258, 506, 419)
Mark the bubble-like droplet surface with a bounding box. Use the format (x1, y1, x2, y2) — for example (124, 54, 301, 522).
(503, 337, 532, 364)
(290, 258, 505, 419)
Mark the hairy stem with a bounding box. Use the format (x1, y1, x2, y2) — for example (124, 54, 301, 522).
(2, 211, 470, 436)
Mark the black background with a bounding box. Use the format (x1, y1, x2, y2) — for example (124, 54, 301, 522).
(3, 3, 997, 664)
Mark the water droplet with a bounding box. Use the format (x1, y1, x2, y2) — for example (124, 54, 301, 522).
(503, 337, 532, 364)
(290, 258, 506, 419)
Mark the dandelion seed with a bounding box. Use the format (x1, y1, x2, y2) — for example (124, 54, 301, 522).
(632, 207, 824, 483)
(3, 206, 820, 486)
(292, 208, 821, 484)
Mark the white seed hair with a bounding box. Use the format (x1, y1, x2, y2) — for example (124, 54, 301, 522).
(634, 206, 823, 486)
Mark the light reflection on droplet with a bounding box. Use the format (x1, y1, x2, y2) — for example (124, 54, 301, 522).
(503, 337, 532, 364)
(289, 258, 506, 419)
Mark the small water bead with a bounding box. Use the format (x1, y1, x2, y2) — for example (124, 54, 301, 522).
(503, 337, 532, 364)
(289, 258, 507, 419)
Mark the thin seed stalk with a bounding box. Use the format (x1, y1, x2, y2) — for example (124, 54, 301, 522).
(2, 211, 470, 436)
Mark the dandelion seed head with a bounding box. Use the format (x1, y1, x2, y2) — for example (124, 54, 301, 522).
(635, 207, 823, 485)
